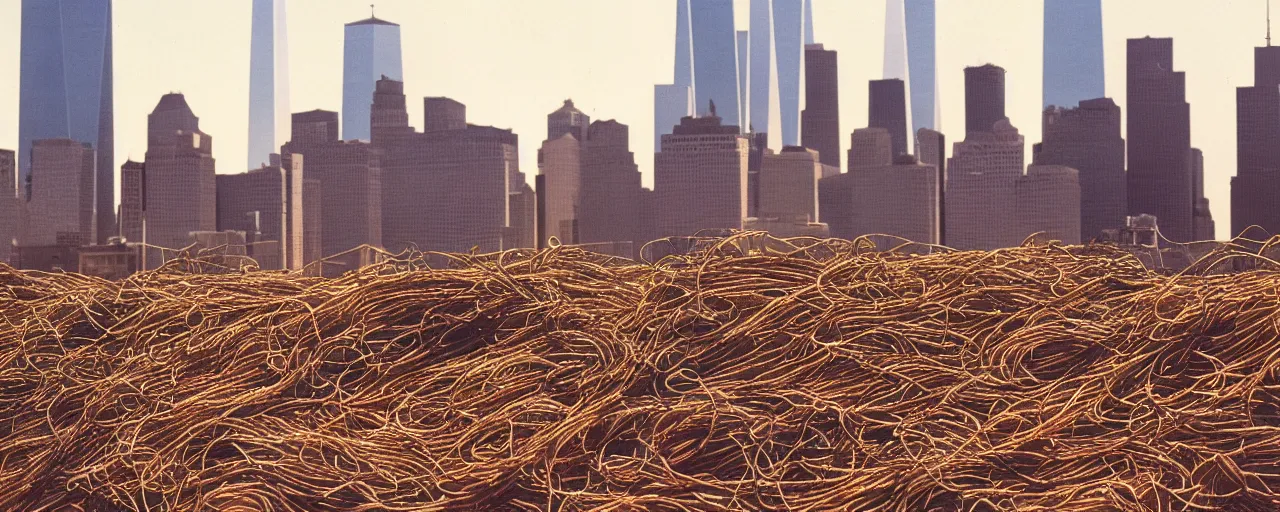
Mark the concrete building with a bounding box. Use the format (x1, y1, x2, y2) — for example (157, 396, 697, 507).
(654, 113, 749, 238)
(1034, 98, 1126, 241)
(302, 177, 321, 264)
(425, 97, 467, 133)
(759, 147, 822, 222)
(215, 162, 307, 270)
(247, 0, 290, 170)
(773, 0, 810, 146)
(802, 44, 840, 169)
(743, 215, 829, 239)
(579, 120, 644, 259)
(142, 94, 217, 265)
(282, 110, 383, 259)
(508, 181, 537, 250)
(78, 241, 139, 281)
(869, 79, 909, 157)
(26, 139, 96, 247)
(965, 64, 1006, 137)
(1127, 37, 1193, 242)
(342, 15, 403, 141)
(1044, 0, 1105, 109)
(1017, 165, 1082, 245)
(747, 132, 770, 217)
(915, 128, 947, 244)
(847, 128, 893, 171)
(737, 31, 751, 129)
(748, 0, 783, 149)
(118, 161, 144, 245)
(690, 0, 744, 128)
(1191, 148, 1215, 241)
(19, 0, 114, 244)
(1232, 45, 1280, 238)
(0, 149, 16, 264)
(548, 99, 589, 141)
(823, 155, 940, 244)
(372, 78, 515, 255)
(946, 119, 1024, 250)
(537, 133, 582, 247)
(0, 149, 13, 198)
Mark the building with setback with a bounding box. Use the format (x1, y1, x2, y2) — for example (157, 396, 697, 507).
(655, 112, 749, 238)
(1232, 44, 1280, 237)
(25, 139, 96, 247)
(946, 119, 1024, 250)
(965, 65, 1006, 137)
(342, 15, 403, 141)
(1127, 37, 1193, 242)
(247, 0, 290, 170)
(538, 133, 582, 247)
(1017, 165, 1082, 245)
(847, 128, 893, 171)
(869, 79, 909, 157)
(282, 110, 383, 260)
(690, 0, 744, 128)
(142, 94, 217, 264)
(19, 0, 114, 243)
(579, 120, 644, 258)
(802, 44, 841, 170)
(372, 78, 516, 255)
(1034, 98, 1126, 241)
(215, 162, 307, 270)
(823, 155, 940, 244)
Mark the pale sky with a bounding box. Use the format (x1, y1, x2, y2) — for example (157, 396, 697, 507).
(0, 0, 1271, 240)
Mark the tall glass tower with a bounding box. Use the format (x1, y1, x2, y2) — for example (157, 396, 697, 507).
(690, 0, 743, 128)
(1043, 0, 1105, 108)
(773, 0, 809, 146)
(248, 0, 290, 169)
(19, 0, 114, 243)
(342, 15, 404, 142)
(884, 0, 938, 153)
(749, 0, 783, 148)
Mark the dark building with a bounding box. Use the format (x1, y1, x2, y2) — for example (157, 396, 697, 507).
(215, 163, 307, 270)
(802, 44, 841, 170)
(965, 64, 1006, 137)
(1232, 45, 1280, 237)
(282, 110, 384, 260)
(1127, 37, 1193, 242)
(142, 94, 217, 265)
(425, 97, 467, 132)
(747, 132, 769, 218)
(118, 160, 144, 244)
(869, 79, 909, 157)
(916, 128, 946, 244)
(578, 120, 644, 259)
(548, 99, 589, 141)
(1034, 98, 1126, 241)
(1192, 148, 1215, 240)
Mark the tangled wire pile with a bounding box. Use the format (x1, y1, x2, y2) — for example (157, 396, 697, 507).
(3, 234, 1280, 511)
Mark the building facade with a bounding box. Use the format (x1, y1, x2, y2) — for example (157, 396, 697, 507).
(579, 120, 644, 258)
(1127, 37, 1193, 242)
(773, 0, 810, 147)
(537, 134, 582, 247)
(655, 115, 749, 238)
(547, 100, 589, 142)
(1232, 45, 1280, 238)
(759, 147, 823, 222)
(215, 163, 306, 270)
(142, 94, 218, 264)
(1035, 98, 1126, 241)
(946, 119, 1024, 250)
(1017, 165, 1082, 245)
(118, 160, 144, 245)
(1191, 148, 1216, 241)
(690, 0, 743, 128)
(19, 0, 114, 244)
(0, 149, 16, 264)
(248, 0, 290, 169)
(847, 128, 894, 171)
(342, 16, 403, 141)
(26, 139, 96, 247)
(802, 44, 840, 169)
(1043, 0, 1105, 109)
(869, 79, 909, 157)
(824, 155, 940, 244)
(916, 128, 946, 244)
(748, 0, 783, 149)
(964, 64, 1007, 137)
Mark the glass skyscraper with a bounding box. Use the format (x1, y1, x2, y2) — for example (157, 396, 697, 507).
(906, 0, 938, 133)
(1043, 0, 1105, 108)
(690, 0, 743, 128)
(248, 0, 290, 169)
(19, 0, 114, 243)
(749, 0, 783, 149)
(773, 0, 809, 146)
(342, 15, 404, 142)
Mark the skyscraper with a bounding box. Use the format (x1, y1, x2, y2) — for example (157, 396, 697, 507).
(823, 155, 940, 244)
(579, 120, 644, 258)
(675, 0, 695, 94)
(1127, 37, 1193, 242)
(737, 30, 751, 130)
(773, 0, 809, 146)
(759, 147, 823, 223)
(342, 15, 403, 141)
(547, 100, 589, 141)
(965, 64, 1007, 137)
(538, 133, 582, 247)
(1232, 45, 1280, 237)
(907, 0, 938, 133)
(1017, 165, 1082, 245)
(690, 0, 743, 127)
(1035, 98, 1126, 241)
(25, 139, 96, 247)
(749, 0, 783, 148)
(1043, 0, 1105, 109)
(882, 0, 913, 155)
(0, 150, 17, 264)
(947, 119, 1024, 250)
(916, 128, 946, 244)
(847, 128, 894, 171)
(869, 79, 909, 157)
(19, 0, 114, 244)
(802, 44, 840, 170)
(142, 94, 217, 262)
(655, 114, 749, 238)
(118, 160, 144, 245)
(248, 0, 290, 170)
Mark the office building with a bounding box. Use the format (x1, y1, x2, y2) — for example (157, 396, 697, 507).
(907, 0, 938, 132)
(759, 147, 822, 222)
(0, 150, 16, 264)
(248, 0, 290, 169)
(847, 128, 893, 171)
(372, 78, 515, 255)
(19, 0, 114, 244)
(690, 0, 743, 127)
(1127, 37, 1193, 242)
(916, 128, 946, 243)
(118, 161, 144, 245)
(802, 44, 840, 169)
(302, 177, 321, 264)
(655, 113, 749, 237)
(342, 14, 403, 141)
(1035, 98, 1126, 240)
(869, 79, 909, 157)
(773, 0, 810, 146)
(282, 110, 384, 260)
(548, 99, 589, 141)
(1192, 148, 1216, 240)
(749, 0, 783, 148)
(747, 132, 769, 217)
(537, 133, 582, 247)
(142, 94, 217, 264)
(1017, 165, 1082, 245)
(579, 120, 644, 258)
(823, 154, 940, 244)
(965, 64, 1006, 137)
(1044, 0, 1105, 108)
(25, 139, 95, 247)
(946, 119, 1024, 250)
(215, 162, 307, 270)
(1232, 45, 1280, 237)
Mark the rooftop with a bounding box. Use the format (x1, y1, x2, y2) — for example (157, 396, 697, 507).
(346, 16, 399, 27)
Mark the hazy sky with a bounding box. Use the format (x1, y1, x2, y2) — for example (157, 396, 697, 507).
(0, 0, 1272, 240)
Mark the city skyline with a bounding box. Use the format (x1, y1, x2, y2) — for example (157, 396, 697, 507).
(0, 0, 1275, 241)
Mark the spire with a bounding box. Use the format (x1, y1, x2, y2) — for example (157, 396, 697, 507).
(709, 99, 717, 117)
(371, 3, 376, 18)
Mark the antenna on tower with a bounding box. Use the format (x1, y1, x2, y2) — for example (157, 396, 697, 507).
(371, 3, 376, 19)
